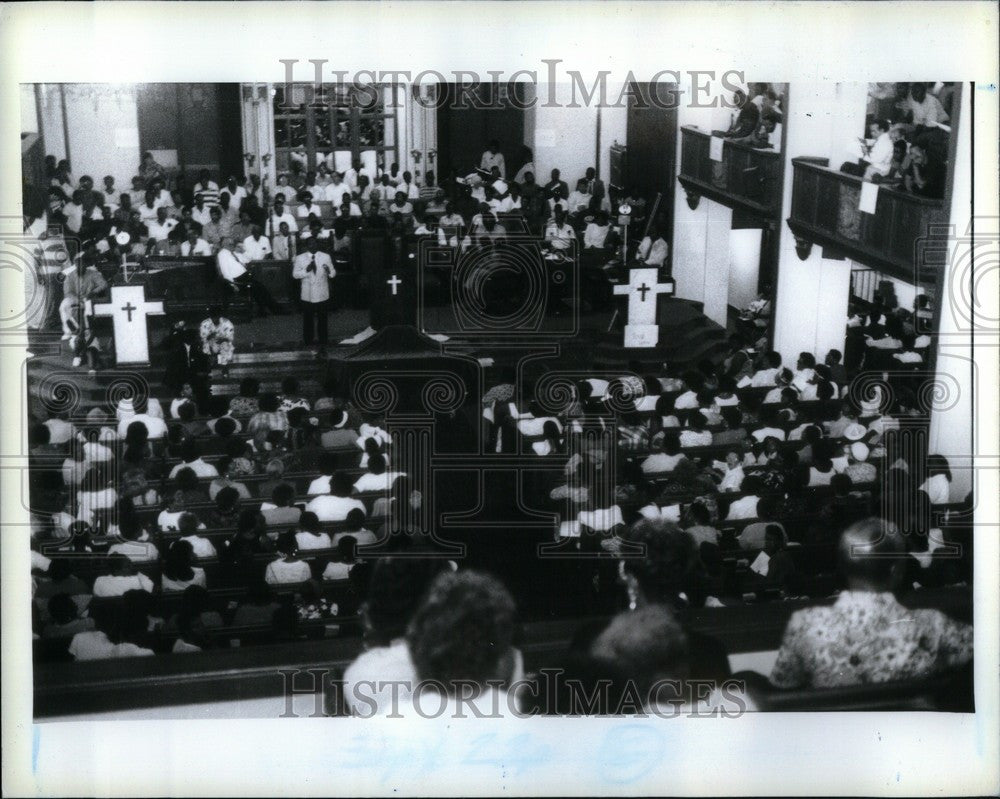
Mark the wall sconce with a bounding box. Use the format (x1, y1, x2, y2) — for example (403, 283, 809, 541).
(244, 153, 256, 168)
(793, 236, 813, 261)
(411, 150, 422, 164)
(427, 149, 437, 164)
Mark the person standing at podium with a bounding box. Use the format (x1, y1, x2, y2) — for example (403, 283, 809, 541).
(292, 236, 335, 356)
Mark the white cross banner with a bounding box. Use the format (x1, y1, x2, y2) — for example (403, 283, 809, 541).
(93, 284, 165, 365)
(613, 268, 673, 348)
(387, 274, 402, 295)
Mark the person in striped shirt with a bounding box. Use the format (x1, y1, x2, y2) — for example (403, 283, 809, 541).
(193, 169, 220, 208)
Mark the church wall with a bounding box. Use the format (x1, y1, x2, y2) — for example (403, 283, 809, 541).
(929, 84, 978, 503)
(597, 96, 628, 186)
(728, 228, 763, 311)
(530, 83, 600, 188)
(62, 84, 141, 195)
(31, 84, 145, 193)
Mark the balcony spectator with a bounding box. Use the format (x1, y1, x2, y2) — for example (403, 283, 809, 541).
(903, 142, 946, 199)
(721, 89, 760, 139)
(906, 83, 949, 127)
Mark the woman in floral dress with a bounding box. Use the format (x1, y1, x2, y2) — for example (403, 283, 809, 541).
(199, 305, 235, 375)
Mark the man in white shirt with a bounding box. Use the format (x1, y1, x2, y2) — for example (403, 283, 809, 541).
(146, 206, 178, 243)
(296, 191, 323, 220)
(584, 211, 612, 249)
(216, 239, 282, 316)
(191, 194, 213, 227)
(217, 239, 249, 282)
(862, 119, 897, 179)
(93, 556, 155, 597)
(169, 443, 220, 478)
(480, 139, 506, 179)
(292, 236, 335, 353)
(269, 195, 299, 235)
(242, 225, 272, 261)
(636, 228, 669, 267)
(544, 208, 576, 252)
(906, 83, 949, 127)
(306, 490, 366, 522)
(395, 171, 421, 201)
(323, 173, 352, 207)
(181, 227, 213, 257)
(566, 179, 593, 216)
(222, 175, 247, 210)
(117, 409, 168, 439)
(344, 158, 373, 191)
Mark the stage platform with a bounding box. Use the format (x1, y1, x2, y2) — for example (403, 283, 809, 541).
(27, 295, 728, 415)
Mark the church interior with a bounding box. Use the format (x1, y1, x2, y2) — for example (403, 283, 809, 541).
(19, 79, 977, 718)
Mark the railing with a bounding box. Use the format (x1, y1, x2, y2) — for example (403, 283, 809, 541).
(677, 125, 783, 216)
(787, 157, 948, 283)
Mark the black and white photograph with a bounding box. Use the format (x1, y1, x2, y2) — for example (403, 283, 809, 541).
(1, 2, 997, 796)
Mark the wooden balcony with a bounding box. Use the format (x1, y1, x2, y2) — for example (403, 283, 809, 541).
(787, 157, 949, 283)
(677, 125, 783, 217)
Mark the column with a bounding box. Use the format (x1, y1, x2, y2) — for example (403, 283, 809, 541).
(772, 82, 866, 364)
(927, 84, 976, 503)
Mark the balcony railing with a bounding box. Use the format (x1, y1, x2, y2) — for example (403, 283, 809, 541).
(677, 125, 783, 217)
(787, 157, 948, 283)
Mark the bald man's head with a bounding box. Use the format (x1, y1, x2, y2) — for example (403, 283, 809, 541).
(837, 518, 907, 590)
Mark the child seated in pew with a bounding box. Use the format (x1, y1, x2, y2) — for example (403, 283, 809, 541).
(164, 585, 223, 648)
(93, 554, 155, 598)
(68, 599, 154, 661)
(307, 451, 342, 496)
(725, 476, 764, 522)
(264, 532, 313, 585)
(714, 451, 746, 493)
(107, 514, 159, 563)
(208, 457, 252, 502)
(294, 511, 332, 551)
(261, 482, 303, 527)
(222, 510, 274, 574)
(695, 390, 723, 426)
(735, 496, 786, 550)
(651, 394, 681, 437)
(320, 409, 359, 449)
(120, 468, 160, 508)
(641, 432, 688, 475)
(231, 580, 281, 627)
(322, 535, 357, 581)
(749, 407, 787, 443)
(679, 411, 713, 448)
(208, 486, 243, 529)
(306, 472, 367, 522)
(712, 405, 747, 447)
(42, 593, 96, 640)
(683, 501, 721, 546)
(176, 401, 210, 438)
(332, 508, 378, 549)
(176, 511, 216, 558)
(754, 435, 783, 466)
(742, 525, 796, 598)
(352, 453, 406, 494)
(161, 539, 208, 592)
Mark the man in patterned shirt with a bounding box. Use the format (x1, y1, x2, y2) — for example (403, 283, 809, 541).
(770, 518, 972, 689)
